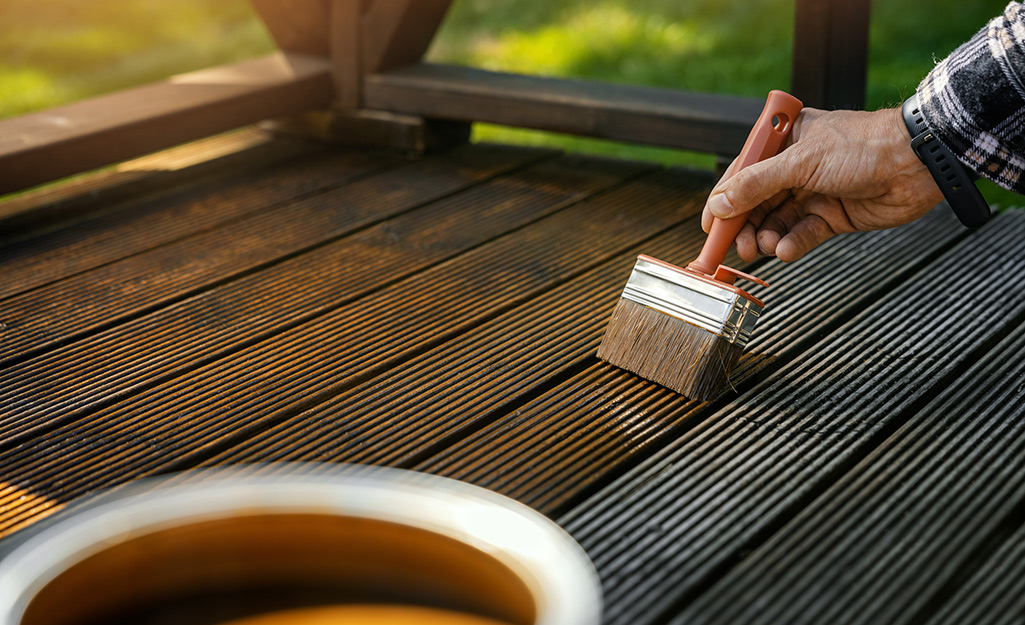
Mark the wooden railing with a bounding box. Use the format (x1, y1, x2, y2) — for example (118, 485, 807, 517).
(0, 0, 870, 196)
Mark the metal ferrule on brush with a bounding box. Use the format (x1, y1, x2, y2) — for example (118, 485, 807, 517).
(621, 257, 762, 349)
(598, 90, 803, 400)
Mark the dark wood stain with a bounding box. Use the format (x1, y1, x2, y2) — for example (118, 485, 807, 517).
(1, 137, 1023, 625)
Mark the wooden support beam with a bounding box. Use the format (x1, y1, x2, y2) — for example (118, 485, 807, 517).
(0, 53, 333, 195)
(330, 0, 364, 107)
(251, 0, 455, 108)
(265, 108, 469, 152)
(791, 0, 871, 110)
(248, 0, 331, 57)
(361, 0, 455, 73)
(364, 63, 765, 155)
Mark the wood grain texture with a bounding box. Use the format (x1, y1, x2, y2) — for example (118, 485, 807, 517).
(0, 149, 652, 538)
(1, 138, 1021, 625)
(0, 143, 396, 301)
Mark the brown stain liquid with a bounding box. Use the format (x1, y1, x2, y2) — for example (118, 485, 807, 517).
(218, 605, 513, 625)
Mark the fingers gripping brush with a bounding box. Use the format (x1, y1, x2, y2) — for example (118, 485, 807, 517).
(597, 90, 803, 400)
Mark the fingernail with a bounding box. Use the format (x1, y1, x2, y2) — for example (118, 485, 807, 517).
(757, 231, 780, 256)
(707, 194, 733, 218)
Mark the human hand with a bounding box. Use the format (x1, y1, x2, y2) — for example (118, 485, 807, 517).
(701, 106, 945, 262)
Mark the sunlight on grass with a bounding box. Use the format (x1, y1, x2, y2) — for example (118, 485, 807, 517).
(467, 4, 713, 78)
(428, 0, 793, 169)
(432, 0, 792, 95)
(0, 0, 273, 119)
(0, 68, 70, 118)
(0, 0, 1017, 204)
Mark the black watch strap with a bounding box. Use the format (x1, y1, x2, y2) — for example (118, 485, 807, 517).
(902, 93, 990, 228)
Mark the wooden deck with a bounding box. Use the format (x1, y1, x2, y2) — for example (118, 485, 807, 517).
(2, 130, 1025, 624)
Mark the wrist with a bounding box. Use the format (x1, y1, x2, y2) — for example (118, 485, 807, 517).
(886, 106, 923, 170)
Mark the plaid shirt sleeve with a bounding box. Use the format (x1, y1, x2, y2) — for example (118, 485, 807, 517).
(917, 1, 1025, 195)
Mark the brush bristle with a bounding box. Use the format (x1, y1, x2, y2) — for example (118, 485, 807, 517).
(597, 298, 743, 401)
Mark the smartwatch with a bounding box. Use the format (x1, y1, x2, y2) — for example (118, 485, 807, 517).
(902, 94, 990, 227)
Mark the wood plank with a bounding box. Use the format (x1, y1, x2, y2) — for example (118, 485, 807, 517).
(360, 0, 454, 73)
(248, 0, 331, 57)
(196, 170, 714, 470)
(0, 150, 635, 444)
(0, 129, 277, 238)
(407, 210, 964, 514)
(559, 211, 1025, 625)
(364, 63, 765, 155)
(0, 155, 661, 537)
(330, 0, 364, 107)
(0, 53, 333, 195)
(791, 0, 871, 109)
(0, 145, 548, 368)
(0, 145, 399, 301)
(926, 520, 1025, 625)
(676, 326, 1025, 624)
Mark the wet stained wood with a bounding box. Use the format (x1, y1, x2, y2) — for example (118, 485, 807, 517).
(560, 212, 1025, 625)
(0, 144, 549, 364)
(198, 171, 716, 469)
(1, 138, 1024, 625)
(0, 156, 665, 493)
(0, 148, 635, 443)
(0, 138, 396, 301)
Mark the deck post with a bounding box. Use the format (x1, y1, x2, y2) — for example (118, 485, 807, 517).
(254, 0, 468, 152)
(248, 0, 332, 58)
(791, 0, 871, 110)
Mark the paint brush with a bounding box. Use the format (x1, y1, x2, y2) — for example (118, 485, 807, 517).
(597, 90, 803, 400)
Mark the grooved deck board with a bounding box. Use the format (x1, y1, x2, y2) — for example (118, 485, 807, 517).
(1, 138, 1021, 625)
(0, 150, 638, 448)
(0, 153, 671, 535)
(0, 141, 399, 301)
(559, 210, 1025, 625)
(0, 144, 550, 365)
(197, 211, 715, 471)
(412, 208, 964, 514)
(674, 317, 1025, 625)
(925, 521, 1025, 625)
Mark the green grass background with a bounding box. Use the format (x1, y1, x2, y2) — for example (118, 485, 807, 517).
(0, 0, 1016, 205)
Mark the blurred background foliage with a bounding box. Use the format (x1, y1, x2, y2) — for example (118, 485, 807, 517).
(0, 0, 1015, 205)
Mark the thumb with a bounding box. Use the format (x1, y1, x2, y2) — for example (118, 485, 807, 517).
(706, 150, 802, 219)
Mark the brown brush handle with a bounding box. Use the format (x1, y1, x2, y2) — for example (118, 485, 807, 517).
(689, 90, 803, 276)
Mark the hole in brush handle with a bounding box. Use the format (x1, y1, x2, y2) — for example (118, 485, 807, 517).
(690, 90, 803, 276)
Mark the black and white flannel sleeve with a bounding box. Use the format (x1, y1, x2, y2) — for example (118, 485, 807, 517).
(917, 1, 1025, 195)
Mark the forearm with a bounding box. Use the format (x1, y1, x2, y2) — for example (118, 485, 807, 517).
(917, 1, 1025, 195)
